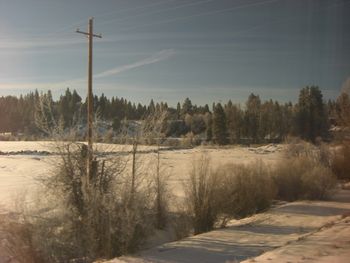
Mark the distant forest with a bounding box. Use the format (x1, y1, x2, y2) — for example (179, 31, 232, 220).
(0, 86, 349, 144)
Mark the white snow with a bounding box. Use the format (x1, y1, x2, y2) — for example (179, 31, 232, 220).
(0, 155, 52, 210)
(0, 142, 284, 210)
(2, 141, 348, 263)
(102, 190, 350, 263)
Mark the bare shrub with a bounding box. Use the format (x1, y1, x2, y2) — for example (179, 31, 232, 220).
(285, 138, 318, 159)
(285, 138, 333, 167)
(151, 156, 170, 230)
(185, 154, 221, 234)
(171, 211, 192, 240)
(318, 142, 332, 168)
(185, 156, 276, 232)
(273, 157, 304, 201)
(273, 154, 336, 201)
(216, 161, 276, 225)
(0, 214, 44, 263)
(163, 138, 181, 147)
(108, 189, 154, 256)
(302, 164, 336, 199)
(331, 142, 350, 180)
(181, 132, 194, 147)
(273, 139, 336, 201)
(103, 128, 115, 143)
(23, 92, 165, 262)
(28, 143, 121, 261)
(21, 141, 157, 262)
(143, 109, 171, 230)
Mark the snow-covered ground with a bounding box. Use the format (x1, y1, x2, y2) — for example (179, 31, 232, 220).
(103, 189, 350, 263)
(0, 155, 52, 210)
(0, 141, 349, 263)
(0, 141, 160, 153)
(0, 141, 284, 210)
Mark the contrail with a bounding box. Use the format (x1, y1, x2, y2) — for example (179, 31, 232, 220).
(1, 49, 175, 90)
(35, 49, 175, 87)
(94, 49, 175, 78)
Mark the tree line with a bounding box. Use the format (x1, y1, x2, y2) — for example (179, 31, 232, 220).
(0, 86, 349, 143)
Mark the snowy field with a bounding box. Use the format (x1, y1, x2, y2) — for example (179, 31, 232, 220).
(109, 190, 350, 263)
(0, 141, 284, 210)
(1, 141, 350, 263)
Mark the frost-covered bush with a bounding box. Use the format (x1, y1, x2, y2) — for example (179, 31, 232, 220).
(216, 161, 276, 223)
(25, 142, 156, 262)
(185, 156, 276, 233)
(185, 154, 220, 234)
(331, 142, 350, 180)
(273, 143, 336, 201)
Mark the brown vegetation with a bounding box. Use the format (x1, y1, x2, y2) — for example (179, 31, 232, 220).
(273, 155, 336, 201)
(331, 142, 350, 180)
(12, 141, 157, 262)
(185, 154, 220, 234)
(217, 161, 276, 223)
(9, 106, 173, 262)
(0, 214, 44, 263)
(185, 156, 276, 234)
(274, 141, 336, 201)
(185, 142, 337, 235)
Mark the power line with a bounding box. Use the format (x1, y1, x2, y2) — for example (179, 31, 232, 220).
(114, 0, 280, 33)
(99, 0, 215, 26)
(94, 0, 176, 21)
(13, 0, 176, 41)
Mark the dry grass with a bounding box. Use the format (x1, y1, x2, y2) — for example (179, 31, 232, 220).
(274, 141, 337, 201)
(184, 155, 276, 233)
(171, 211, 192, 240)
(185, 154, 220, 234)
(0, 214, 44, 263)
(331, 142, 350, 180)
(216, 161, 276, 222)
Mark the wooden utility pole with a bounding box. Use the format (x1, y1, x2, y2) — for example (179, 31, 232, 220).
(76, 17, 102, 184)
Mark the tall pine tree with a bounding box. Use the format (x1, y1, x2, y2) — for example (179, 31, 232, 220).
(295, 86, 328, 141)
(212, 103, 227, 145)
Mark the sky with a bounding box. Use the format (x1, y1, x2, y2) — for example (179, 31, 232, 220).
(0, 0, 349, 106)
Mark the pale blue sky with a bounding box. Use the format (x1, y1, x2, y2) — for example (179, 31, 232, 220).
(0, 0, 349, 105)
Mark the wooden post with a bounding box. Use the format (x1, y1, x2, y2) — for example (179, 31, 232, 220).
(87, 18, 93, 183)
(76, 18, 102, 185)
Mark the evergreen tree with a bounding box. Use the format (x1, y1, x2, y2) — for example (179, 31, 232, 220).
(148, 99, 155, 115)
(204, 112, 213, 142)
(244, 93, 261, 143)
(225, 101, 243, 143)
(204, 104, 210, 113)
(0, 87, 331, 142)
(176, 102, 181, 119)
(98, 93, 107, 119)
(295, 86, 328, 141)
(212, 103, 227, 145)
(336, 92, 350, 126)
(181, 98, 193, 116)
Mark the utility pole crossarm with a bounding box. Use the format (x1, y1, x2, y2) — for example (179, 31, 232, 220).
(76, 28, 102, 38)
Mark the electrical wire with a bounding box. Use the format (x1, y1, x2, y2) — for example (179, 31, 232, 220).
(113, 0, 280, 32)
(98, 0, 216, 26)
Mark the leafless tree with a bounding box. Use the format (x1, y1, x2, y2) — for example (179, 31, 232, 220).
(21, 97, 157, 262)
(143, 109, 171, 229)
